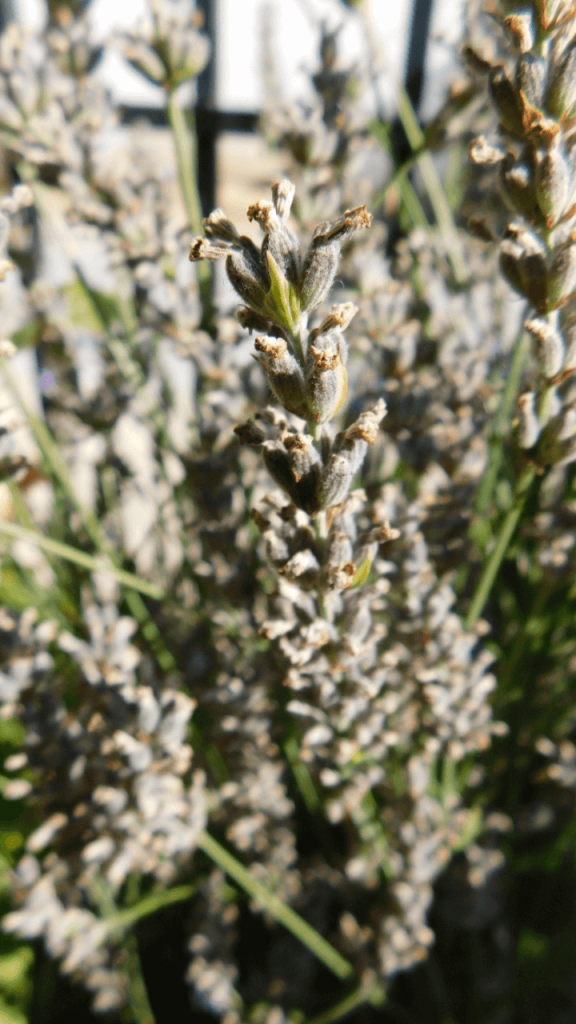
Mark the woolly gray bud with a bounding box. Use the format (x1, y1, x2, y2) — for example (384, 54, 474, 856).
(300, 207, 372, 313)
(306, 336, 348, 423)
(504, 12, 535, 53)
(261, 440, 320, 515)
(547, 41, 576, 119)
(225, 250, 269, 310)
(500, 158, 540, 222)
(535, 138, 571, 227)
(468, 136, 506, 166)
(316, 453, 354, 510)
(517, 392, 541, 448)
(500, 226, 548, 311)
(489, 67, 524, 136)
(309, 302, 358, 343)
(516, 53, 547, 109)
(247, 191, 301, 285)
(253, 336, 308, 417)
(549, 234, 576, 309)
(283, 432, 321, 485)
(525, 317, 565, 378)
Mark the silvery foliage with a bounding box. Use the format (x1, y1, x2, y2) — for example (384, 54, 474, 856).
(0, 3, 564, 1021)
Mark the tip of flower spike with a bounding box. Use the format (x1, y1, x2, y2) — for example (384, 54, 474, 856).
(246, 200, 274, 227)
(189, 237, 227, 262)
(344, 206, 372, 230)
(271, 180, 296, 220)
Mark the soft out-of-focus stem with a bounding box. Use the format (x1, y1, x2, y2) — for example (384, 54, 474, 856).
(197, 830, 354, 980)
(124, 932, 156, 1024)
(105, 884, 195, 936)
(397, 85, 468, 284)
(166, 89, 204, 237)
(0, 361, 176, 672)
(475, 324, 529, 515)
(0, 520, 165, 600)
(309, 975, 386, 1024)
(466, 465, 538, 628)
(166, 89, 213, 323)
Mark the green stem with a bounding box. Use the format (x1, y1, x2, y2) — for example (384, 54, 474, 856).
(105, 884, 196, 936)
(124, 932, 156, 1024)
(166, 90, 213, 323)
(0, 361, 176, 672)
(309, 978, 386, 1024)
(396, 85, 468, 284)
(166, 91, 204, 237)
(0, 520, 165, 600)
(197, 830, 353, 980)
(475, 324, 529, 514)
(465, 465, 537, 628)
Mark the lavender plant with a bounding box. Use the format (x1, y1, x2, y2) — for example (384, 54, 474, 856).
(2, 1, 576, 1023)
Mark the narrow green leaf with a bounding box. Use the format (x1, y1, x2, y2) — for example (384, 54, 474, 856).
(350, 556, 372, 588)
(263, 252, 300, 331)
(198, 830, 353, 980)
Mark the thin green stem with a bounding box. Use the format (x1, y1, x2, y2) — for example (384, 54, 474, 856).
(166, 89, 213, 324)
(197, 830, 353, 980)
(475, 325, 529, 514)
(124, 932, 156, 1024)
(105, 884, 196, 936)
(308, 978, 386, 1024)
(0, 520, 165, 600)
(0, 360, 176, 671)
(396, 85, 468, 284)
(284, 738, 322, 814)
(466, 465, 538, 628)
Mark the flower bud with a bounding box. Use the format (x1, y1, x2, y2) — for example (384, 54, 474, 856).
(535, 137, 571, 227)
(548, 233, 576, 308)
(500, 158, 541, 222)
(517, 391, 541, 448)
(489, 67, 524, 136)
(504, 12, 535, 53)
(300, 206, 371, 312)
(306, 337, 348, 423)
(253, 336, 308, 417)
(516, 53, 547, 109)
(547, 41, 576, 118)
(316, 454, 354, 510)
(525, 317, 565, 378)
(247, 192, 301, 286)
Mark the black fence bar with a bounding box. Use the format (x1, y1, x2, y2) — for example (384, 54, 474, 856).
(391, 0, 435, 163)
(196, 0, 217, 215)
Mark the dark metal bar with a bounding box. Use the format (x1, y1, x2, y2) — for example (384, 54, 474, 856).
(391, 0, 435, 164)
(119, 108, 258, 133)
(195, 0, 217, 215)
(404, 0, 435, 111)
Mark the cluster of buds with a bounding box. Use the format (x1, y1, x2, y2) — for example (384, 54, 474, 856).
(119, 0, 209, 91)
(190, 181, 382, 539)
(468, 1, 576, 463)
